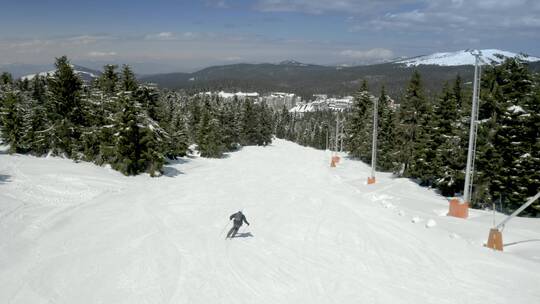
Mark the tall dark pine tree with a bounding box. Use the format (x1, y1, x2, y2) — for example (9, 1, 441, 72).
(168, 114, 189, 158)
(120, 64, 138, 92)
(1, 72, 13, 85)
(187, 95, 202, 142)
(476, 57, 539, 212)
(219, 103, 240, 150)
(0, 92, 26, 153)
(240, 99, 259, 145)
(136, 87, 161, 122)
(197, 100, 224, 158)
(257, 102, 273, 146)
(396, 70, 431, 177)
(376, 86, 397, 171)
(346, 80, 372, 160)
(26, 75, 50, 155)
(47, 56, 84, 157)
(97, 64, 119, 95)
(526, 74, 540, 213)
(114, 94, 163, 176)
(275, 105, 291, 139)
(432, 83, 463, 195)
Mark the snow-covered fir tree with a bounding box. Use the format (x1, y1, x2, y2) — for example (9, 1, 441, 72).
(345, 80, 372, 161)
(46, 56, 85, 157)
(375, 86, 397, 171)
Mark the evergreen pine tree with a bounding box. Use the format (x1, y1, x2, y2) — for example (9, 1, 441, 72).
(1, 72, 13, 85)
(0, 91, 26, 153)
(114, 94, 163, 176)
(26, 77, 50, 155)
(219, 103, 241, 150)
(47, 56, 84, 157)
(275, 105, 290, 139)
(97, 64, 119, 95)
(197, 100, 224, 157)
(476, 57, 539, 212)
(257, 101, 273, 146)
(120, 64, 138, 92)
(169, 114, 189, 158)
(395, 71, 430, 177)
(345, 80, 372, 161)
(376, 86, 397, 171)
(240, 100, 259, 145)
(432, 83, 464, 194)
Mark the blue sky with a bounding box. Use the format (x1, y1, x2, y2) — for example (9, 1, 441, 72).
(1, 0, 539, 73)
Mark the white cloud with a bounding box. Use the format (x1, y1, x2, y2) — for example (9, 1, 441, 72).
(145, 32, 176, 40)
(255, 0, 413, 14)
(340, 48, 394, 60)
(88, 51, 117, 57)
(66, 35, 113, 45)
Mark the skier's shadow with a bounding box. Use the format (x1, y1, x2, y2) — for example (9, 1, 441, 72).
(233, 232, 254, 238)
(0, 174, 11, 184)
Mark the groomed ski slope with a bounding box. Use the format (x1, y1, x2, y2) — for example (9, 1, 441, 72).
(1, 139, 539, 303)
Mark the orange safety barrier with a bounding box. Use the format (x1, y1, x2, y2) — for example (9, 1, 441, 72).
(447, 198, 469, 219)
(486, 228, 503, 251)
(367, 176, 376, 184)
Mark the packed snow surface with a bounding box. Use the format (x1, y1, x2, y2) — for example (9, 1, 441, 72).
(1, 140, 540, 303)
(396, 49, 540, 66)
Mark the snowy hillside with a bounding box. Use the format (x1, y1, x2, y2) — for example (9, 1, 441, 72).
(396, 49, 540, 66)
(1, 140, 539, 303)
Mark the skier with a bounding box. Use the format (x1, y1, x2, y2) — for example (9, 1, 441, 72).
(227, 211, 250, 238)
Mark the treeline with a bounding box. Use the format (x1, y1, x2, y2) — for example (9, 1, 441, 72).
(0, 56, 273, 176)
(276, 57, 540, 215)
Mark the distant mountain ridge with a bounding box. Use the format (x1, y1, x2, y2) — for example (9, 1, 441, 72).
(139, 49, 540, 97)
(4, 49, 539, 97)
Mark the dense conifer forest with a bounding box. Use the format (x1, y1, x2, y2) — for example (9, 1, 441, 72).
(0, 56, 273, 177)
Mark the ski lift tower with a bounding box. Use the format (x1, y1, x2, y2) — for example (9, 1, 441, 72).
(330, 113, 342, 167)
(448, 50, 483, 219)
(368, 95, 378, 184)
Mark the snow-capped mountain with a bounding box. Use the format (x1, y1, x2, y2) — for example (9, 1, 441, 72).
(278, 60, 311, 67)
(395, 49, 540, 67)
(21, 65, 101, 82)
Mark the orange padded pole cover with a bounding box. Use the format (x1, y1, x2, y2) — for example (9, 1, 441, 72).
(486, 229, 503, 251)
(447, 198, 469, 219)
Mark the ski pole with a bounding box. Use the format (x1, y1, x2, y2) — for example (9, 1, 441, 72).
(220, 219, 230, 237)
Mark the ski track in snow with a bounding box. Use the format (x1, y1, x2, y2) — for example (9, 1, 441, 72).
(1, 139, 540, 303)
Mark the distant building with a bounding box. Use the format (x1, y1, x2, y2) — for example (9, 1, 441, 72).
(258, 92, 301, 109)
(200, 91, 260, 101)
(289, 95, 355, 114)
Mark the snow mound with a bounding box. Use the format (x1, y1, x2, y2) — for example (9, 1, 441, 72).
(425, 219, 437, 228)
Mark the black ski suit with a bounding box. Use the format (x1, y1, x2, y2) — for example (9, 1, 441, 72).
(227, 212, 249, 238)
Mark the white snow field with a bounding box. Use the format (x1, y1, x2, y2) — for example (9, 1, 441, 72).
(1, 139, 539, 304)
(396, 49, 540, 66)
